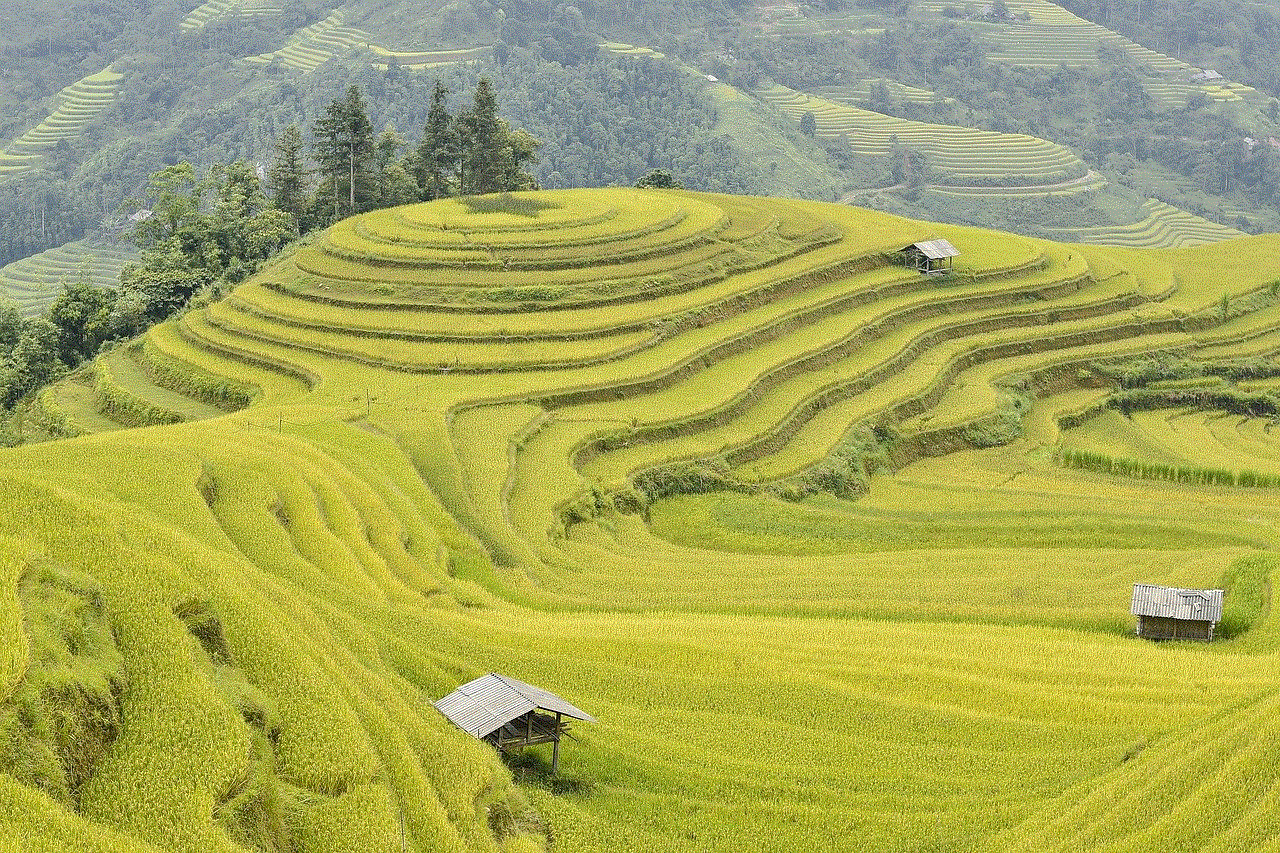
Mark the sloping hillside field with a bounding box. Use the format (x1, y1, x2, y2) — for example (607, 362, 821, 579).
(8, 188, 1280, 853)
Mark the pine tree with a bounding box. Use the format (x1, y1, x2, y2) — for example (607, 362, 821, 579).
(374, 128, 420, 208)
(415, 81, 458, 201)
(267, 124, 309, 232)
(312, 85, 375, 220)
(800, 111, 817, 137)
(456, 79, 540, 195)
(459, 79, 508, 194)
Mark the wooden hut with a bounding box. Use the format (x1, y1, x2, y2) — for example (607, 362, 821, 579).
(900, 239, 959, 275)
(1131, 584, 1223, 641)
(434, 673, 595, 772)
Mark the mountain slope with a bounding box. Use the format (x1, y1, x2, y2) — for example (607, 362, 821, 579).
(6, 189, 1280, 851)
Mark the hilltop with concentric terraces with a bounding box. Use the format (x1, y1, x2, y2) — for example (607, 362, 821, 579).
(7, 189, 1280, 853)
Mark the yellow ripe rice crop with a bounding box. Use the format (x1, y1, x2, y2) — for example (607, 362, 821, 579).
(8, 188, 1280, 852)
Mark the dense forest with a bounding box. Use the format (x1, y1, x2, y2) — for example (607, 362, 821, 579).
(2, 0, 1280, 268)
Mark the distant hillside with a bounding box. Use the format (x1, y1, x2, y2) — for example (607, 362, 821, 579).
(0, 0, 1275, 301)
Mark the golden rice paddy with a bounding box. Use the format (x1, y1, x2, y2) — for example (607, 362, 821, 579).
(7, 189, 1280, 853)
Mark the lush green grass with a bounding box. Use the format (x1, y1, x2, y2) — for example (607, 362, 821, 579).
(10, 189, 1280, 853)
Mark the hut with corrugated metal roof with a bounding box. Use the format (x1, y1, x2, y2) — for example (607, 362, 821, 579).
(1131, 584, 1224, 641)
(900, 239, 960, 275)
(434, 673, 595, 772)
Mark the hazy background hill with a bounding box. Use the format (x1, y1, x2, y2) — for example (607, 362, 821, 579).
(1, 0, 1280, 300)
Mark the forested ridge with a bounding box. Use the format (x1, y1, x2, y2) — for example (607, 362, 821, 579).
(3, 0, 1280, 278)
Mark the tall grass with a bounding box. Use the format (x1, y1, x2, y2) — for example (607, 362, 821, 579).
(1055, 446, 1280, 487)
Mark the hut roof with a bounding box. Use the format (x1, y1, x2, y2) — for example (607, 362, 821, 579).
(1131, 584, 1223, 622)
(904, 239, 960, 259)
(434, 673, 596, 739)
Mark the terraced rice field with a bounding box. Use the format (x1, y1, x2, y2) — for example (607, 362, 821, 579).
(1044, 199, 1246, 247)
(757, 83, 1088, 188)
(0, 239, 136, 316)
(814, 79, 949, 105)
(1059, 407, 1280, 478)
(926, 169, 1108, 199)
(12, 188, 1280, 853)
(369, 44, 490, 71)
(244, 10, 370, 72)
(599, 41, 666, 59)
(0, 67, 121, 177)
(1144, 79, 1255, 108)
(179, 0, 282, 30)
(917, 0, 1227, 76)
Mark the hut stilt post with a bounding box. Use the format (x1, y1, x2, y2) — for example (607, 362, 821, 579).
(551, 712, 562, 774)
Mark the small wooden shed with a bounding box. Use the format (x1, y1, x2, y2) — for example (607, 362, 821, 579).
(434, 673, 595, 772)
(901, 239, 959, 275)
(1131, 584, 1223, 641)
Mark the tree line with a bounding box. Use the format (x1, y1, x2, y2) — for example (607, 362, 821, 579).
(0, 78, 541, 432)
(122, 77, 539, 336)
(271, 78, 540, 234)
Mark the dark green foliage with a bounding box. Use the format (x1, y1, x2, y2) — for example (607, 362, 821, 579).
(312, 85, 377, 222)
(459, 194, 558, 216)
(457, 78, 541, 195)
(267, 125, 310, 234)
(47, 275, 114, 366)
(0, 302, 22, 352)
(1060, 0, 1280, 96)
(372, 129, 421, 209)
(963, 380, 1032, 448)
(633, 459, 753, 504)
(462, 52, 759, 193)
(799, 110, 816, 137)
(635, 169, 683, 189)
(776, 426, 894, 500)
(119, 161, 293, 324)
(0, 318, 65, 407)
(415, 80, 460, 201)
(277, 80, 541, 231)
(1113, 387, 1280, 419)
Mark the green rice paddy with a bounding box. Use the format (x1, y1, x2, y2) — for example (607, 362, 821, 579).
(1042, 199, 1247, 248)
(179, 0, 282, 31)
(757, 83, 1090, 188)
(0, 239, 136, 317)
(8, 189, 1280, 853)
(368, 44, 491, 72)
(243, 11, 371, 73)
(0, 67, 122, 177)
